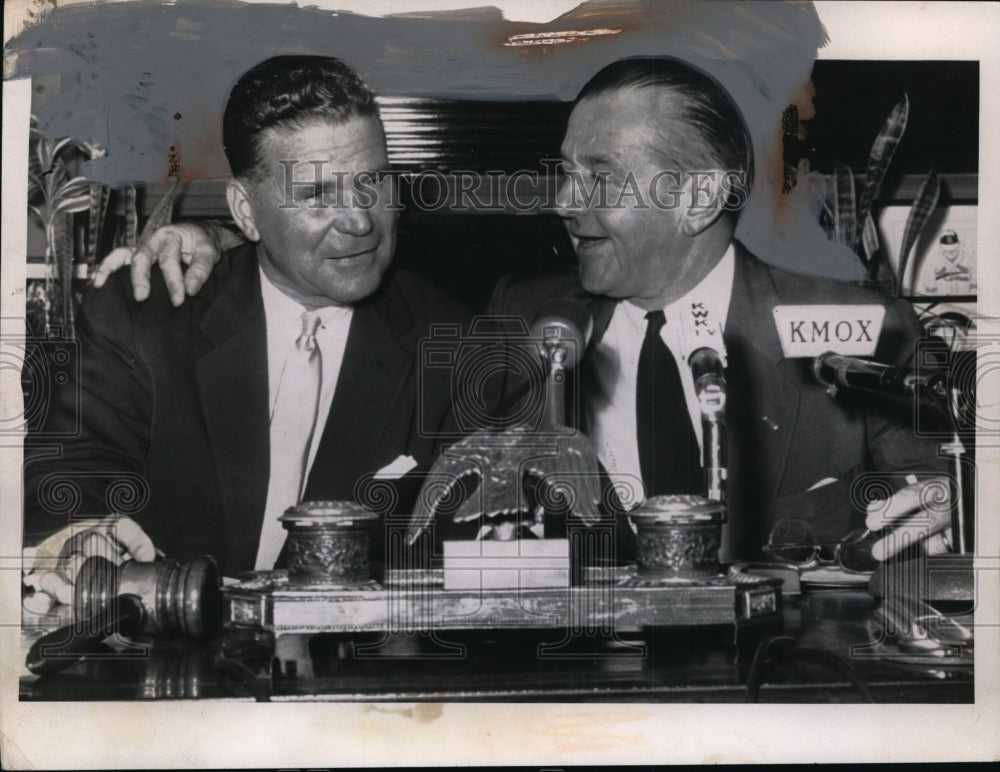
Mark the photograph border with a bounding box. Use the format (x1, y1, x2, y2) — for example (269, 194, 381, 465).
(2, 1, 998, 767)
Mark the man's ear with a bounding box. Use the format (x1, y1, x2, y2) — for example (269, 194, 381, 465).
(226, 179, 260, 241)
(682, 170, 727, 237)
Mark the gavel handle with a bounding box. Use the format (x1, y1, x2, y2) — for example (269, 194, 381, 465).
(26, 593, 146, 676)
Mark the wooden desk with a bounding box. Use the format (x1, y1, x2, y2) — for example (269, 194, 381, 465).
(19, 588, 972, 703)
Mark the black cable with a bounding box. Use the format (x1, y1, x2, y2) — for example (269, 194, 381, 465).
(745, 634, 877, 703)
(212, 652, 271, 702)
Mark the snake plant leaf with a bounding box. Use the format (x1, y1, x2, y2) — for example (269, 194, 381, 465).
(42, 162, 65, 201)
(833, 163, 856, 249)
(28, 171, 45, 202)
(33, 133, 78, 176)
(52, 177, 94, 216)
(140, 175, 180, 238)
(56, 175, 91, 196)
(855, 92, 909, 254)
(53, 194, 93, 217)
(860, 213, 880, 273)
(51, 136, 78, 160)
(124, 186, 139, 246)
(54, 212, 76, 338)
(896, 169, 941, 298)
(87, 185, 111, 269)
(32, 134, 51, 175)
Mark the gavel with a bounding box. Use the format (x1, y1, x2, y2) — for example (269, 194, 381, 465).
(26, 555, 221, 676)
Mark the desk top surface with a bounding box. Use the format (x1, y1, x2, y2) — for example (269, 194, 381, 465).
(19, 588, 973, 703)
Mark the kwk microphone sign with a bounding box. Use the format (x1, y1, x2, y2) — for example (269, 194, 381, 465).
(773, 305, 886, 358)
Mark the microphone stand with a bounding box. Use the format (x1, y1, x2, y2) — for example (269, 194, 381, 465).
(698, 381, 727, 503)
(539, 338, 569, 431)
(811, 352, 974, 659)
(813, 351, 969, 557)
(689, 348, 727, 503)
(940, 385, 969, 554)
(868, 395, 974, 656)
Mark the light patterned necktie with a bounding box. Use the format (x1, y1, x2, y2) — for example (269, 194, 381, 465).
(255, 310, 323, 570)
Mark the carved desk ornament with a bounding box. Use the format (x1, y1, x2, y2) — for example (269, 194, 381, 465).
(405, 297, 605, 590)
(403, 424, 604, 590)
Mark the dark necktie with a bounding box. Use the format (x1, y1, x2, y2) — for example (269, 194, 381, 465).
(636, 310, 702, 496)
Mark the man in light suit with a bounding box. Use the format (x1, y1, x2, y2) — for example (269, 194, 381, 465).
(24, 56, 468, 593)
(489, 57, 951, 562)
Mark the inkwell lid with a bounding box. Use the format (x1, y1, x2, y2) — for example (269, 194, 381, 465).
(280, 500, 379, 528)
(629, 494, 725, 524)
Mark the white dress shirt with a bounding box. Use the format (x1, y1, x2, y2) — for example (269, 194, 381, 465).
(586, 244, 735, 504)
(259, 267, 353, 486)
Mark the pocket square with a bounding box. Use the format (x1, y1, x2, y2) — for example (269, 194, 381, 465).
(807, 477, 838, 492)
(374, 454, 419, 480)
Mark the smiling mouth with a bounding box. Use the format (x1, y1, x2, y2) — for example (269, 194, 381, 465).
(327, 248, 377, 261)
(572, 234, 607, 248)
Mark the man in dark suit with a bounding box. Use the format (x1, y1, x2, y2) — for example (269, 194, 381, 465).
(489, 57, 951, 562)
(24, 56, 468, 594)
(490, 248, 946, 560)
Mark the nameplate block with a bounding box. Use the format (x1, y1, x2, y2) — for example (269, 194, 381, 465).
(773, 305, 886, 358)
(443, 539, 570, 590)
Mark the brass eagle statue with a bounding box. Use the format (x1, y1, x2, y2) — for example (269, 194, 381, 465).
(406, 299, 608, 545)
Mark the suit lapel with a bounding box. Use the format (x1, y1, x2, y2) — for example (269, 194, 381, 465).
(587, 295, 617, 345)
(194, 246, 270, 571)
(725, 247, 802, 510)
(576, 294, 617, 433)
(305, 273, 414, 498)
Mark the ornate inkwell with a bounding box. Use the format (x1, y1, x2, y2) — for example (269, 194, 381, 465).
(631, 494, 726, 579)
(279, 500, 379, 586)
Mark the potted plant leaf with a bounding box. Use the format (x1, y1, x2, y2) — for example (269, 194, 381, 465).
(823, 94, 942, 299)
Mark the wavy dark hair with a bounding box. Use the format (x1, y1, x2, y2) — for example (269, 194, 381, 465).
(223, 55, 379, 180)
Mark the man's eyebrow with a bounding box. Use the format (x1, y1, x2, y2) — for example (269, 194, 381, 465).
(558, 151, 620, 168)
(586, 153, 622, 169)
(560, 152, 622, 171)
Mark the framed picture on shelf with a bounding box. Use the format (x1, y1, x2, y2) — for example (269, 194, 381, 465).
(877, 203, 978, 298)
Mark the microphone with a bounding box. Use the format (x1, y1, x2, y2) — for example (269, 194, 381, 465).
(687, 347, 726, 502)
(530, 297, 594, 372)
(530, 298, 593, 429)
(812, 351, 948, 401)
(689, 347, 725, 394)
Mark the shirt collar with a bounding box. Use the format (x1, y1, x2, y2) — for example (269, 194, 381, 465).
(258, 265, 349, 332)
(259, 265, 306, 334)
(619, 243, 735, 363)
